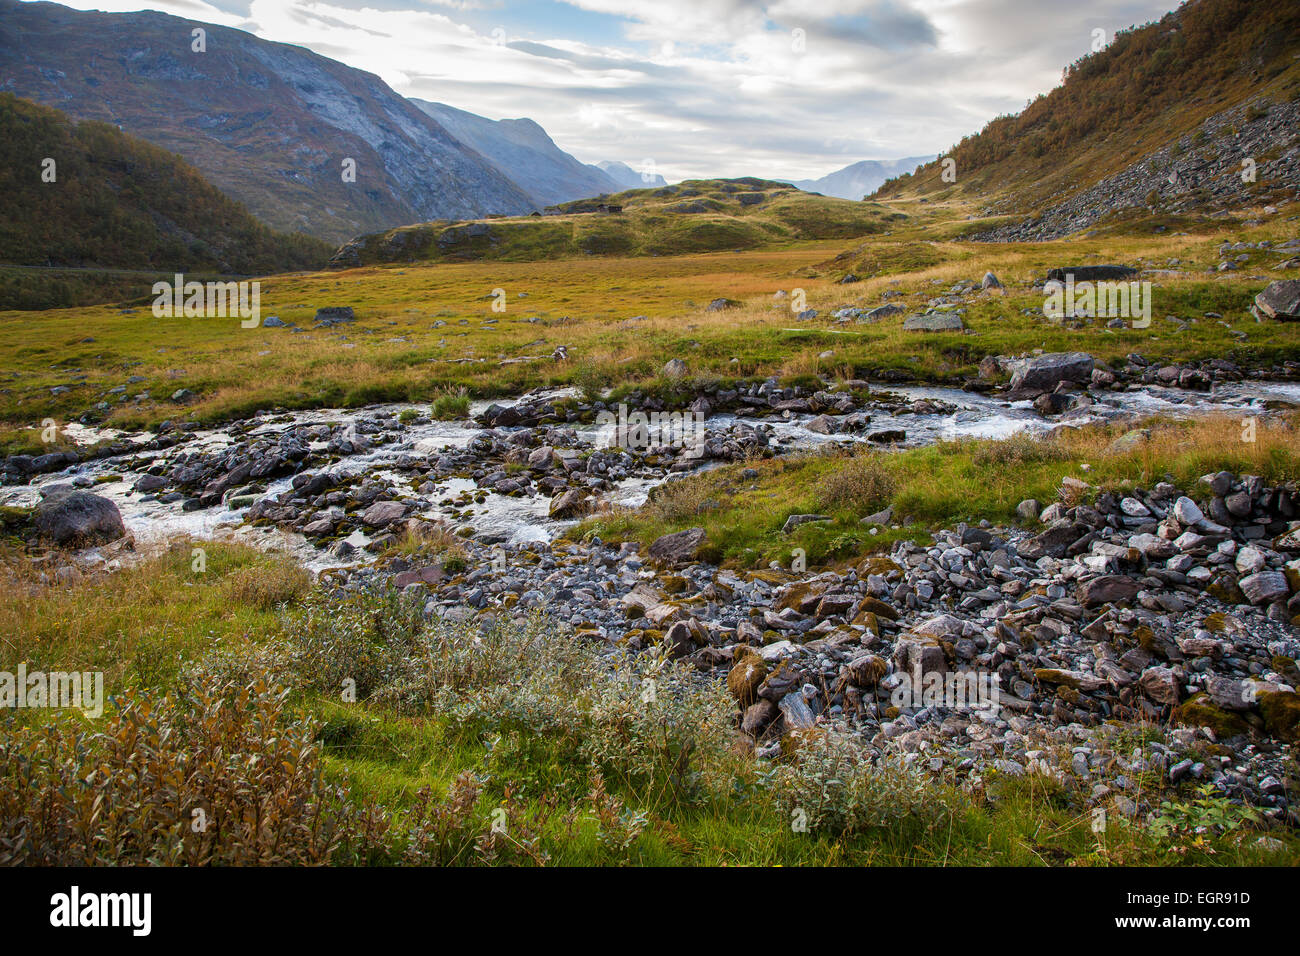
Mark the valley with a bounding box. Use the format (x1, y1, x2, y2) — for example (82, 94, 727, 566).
(2, 0, 1300, 876)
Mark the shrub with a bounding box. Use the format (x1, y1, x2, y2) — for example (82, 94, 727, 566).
(282, 589, 423, 703)
(221, 559, 313, 611)
(580, 654, 737, 807)
(0, 675, 370, 865)
(768, 723, 955, 836)
(282, 593, 738, 809)
(431, 390, 470, 420)
(969, 431, 1070, 469)
(817, 453, 896, 513)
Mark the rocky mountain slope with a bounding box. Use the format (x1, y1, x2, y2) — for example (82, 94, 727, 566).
(597, 160, 668, 189)
(0, 0, 536, 242)
(875, 0, 1300, 237)
(413, 100, 620, 208)
(0, 94, 330, 281)
(783, 156, 934, 201)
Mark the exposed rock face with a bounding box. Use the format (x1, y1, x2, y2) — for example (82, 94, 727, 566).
(596, 160, 668, 189)
(972, 97, 1300, 242)
(413, 100, 621, 209)
(1007, 352, 1094, 391)
(34, 488, 126, 545)
(783, 155, 936, 200)
(1254, 280, 1300, 321)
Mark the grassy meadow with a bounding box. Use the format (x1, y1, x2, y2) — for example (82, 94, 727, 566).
(2, 190, 1300, 866)
(1, 196, 1298, 456)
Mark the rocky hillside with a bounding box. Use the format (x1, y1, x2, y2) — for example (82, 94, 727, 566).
(0, 94, 330, 275)
(0, 0, 536, 242)
(876, 0, 1300, 237)
(413, 100, 620, 208)
(783, 156, 934, 201)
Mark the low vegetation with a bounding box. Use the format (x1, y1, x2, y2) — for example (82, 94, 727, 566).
(583, 413, 1300, 569)
(2, 416, 1298, 865)
(2, 548, 1295, 865)
(2, 202, 1297, 450)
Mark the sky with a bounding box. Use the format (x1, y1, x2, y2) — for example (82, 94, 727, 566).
(28, 0, 1183, 182)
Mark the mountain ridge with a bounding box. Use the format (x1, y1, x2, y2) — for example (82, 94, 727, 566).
(411, 100, 621, 208)
(0, 0, 537, 242)
(872, 0, 1300, 236)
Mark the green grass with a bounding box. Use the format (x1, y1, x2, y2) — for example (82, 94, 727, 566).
(2, 541, 1294, 866)
(340, 180, 894, 267)
(2, 199, 1298, 448)
(580, 413, 1300, 570)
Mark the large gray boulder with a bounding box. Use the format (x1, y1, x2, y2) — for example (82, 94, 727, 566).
(1008, 351, 1094, 391)
(34, 488, 126, 545)
(647, 527, 707, 566)
(1253, 280, 1300, 321)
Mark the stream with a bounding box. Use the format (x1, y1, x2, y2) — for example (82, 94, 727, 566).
(4, 379, 1299, 570)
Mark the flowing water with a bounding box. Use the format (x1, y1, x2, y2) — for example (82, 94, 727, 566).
(4, 380, 1297, 565)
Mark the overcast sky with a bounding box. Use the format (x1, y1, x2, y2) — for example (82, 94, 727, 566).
(36, 0, 1181, 181)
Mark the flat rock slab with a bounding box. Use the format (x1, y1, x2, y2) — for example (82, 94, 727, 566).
(903, 313, 965, 332)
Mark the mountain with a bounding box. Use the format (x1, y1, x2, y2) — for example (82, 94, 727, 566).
(0, 0, 536, 242)
(330, 178, 897, 267)
(413, 101, 620, 207)
(873, 0, 1300, 238)
(597, 161, 668, 189)
(783, 156, 935, 200)
(0, 93, 332, 309)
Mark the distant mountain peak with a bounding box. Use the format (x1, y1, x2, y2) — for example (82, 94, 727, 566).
(413, 99, 620, 208)
(781, 156, 936, 200)
(597, 161, 668, 189)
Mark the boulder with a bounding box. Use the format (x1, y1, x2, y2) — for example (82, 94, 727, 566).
(1045, 265, 1138, 283)
(1253, 280, 1300, 321)
(647, 527, 707, 566)
(1008, 352, 1094, 391)
(548, 489, 587, 519)
(903, 312, 964, 332)
(361, 500, 407, 528)
(1239, 571, 1289, 605)
(34, 489, 126, 545)
(1019, 520, 1088, 559)
(781, 513, 830, 534)
(741, 700, 778, 737)
(1078, 575, 1141, 607)
(1138, 666, 1181, 706)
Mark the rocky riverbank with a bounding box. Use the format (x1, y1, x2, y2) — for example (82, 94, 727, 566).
(4, 368, 1299, 829)
(290, 467, 1298, 826)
